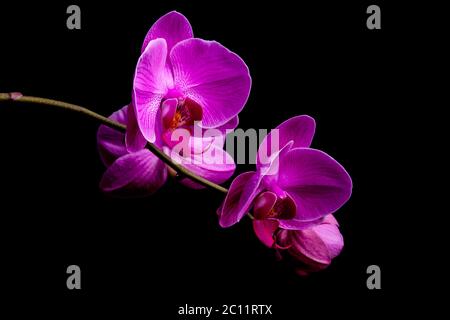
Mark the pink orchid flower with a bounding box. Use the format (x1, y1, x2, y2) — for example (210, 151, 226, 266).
(253, 215, 344, 275)
(126, 11, 251, 151)
(97, 11, 250, 195)
(218, 115, 352, 229)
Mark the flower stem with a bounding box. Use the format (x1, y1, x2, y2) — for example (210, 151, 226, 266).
(0, 93, 228, 194)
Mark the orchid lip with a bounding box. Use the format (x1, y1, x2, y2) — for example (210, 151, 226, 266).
(162, 97, 203, 131)
(161, 97, 204, 148)
(273, 229, 292, 250)
(252, 190, 297, 220)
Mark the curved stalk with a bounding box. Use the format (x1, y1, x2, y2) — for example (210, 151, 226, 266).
(0, 93, 228, 193)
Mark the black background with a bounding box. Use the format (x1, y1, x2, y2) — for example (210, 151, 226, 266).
(0, 0, 436, 317)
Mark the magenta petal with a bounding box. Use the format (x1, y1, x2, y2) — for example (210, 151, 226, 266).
(294, 216, 344, 264)
(141, 11, 193, 56)
(257, 115, 315, 166)
(278, 148, 352, 222)
(188, 116, 239, 152)
(313, 217, 344, 259)
(282, 230, 331, 267)
(133, 38, 172, 143)
(215, 116, 239, 133)
(219, 171, 263, 228)
(187, 135, 216, 155)
(253, 220, 279, 248)
(278, 217, 324, 230)
(100, 149, 167, 197)
(276, 115, 315, 149)
(170, 38, 251, 128)
(323, 214, 339, 226)
(166, 145, 236, 189)
(125, 101, 147, 152)
(97, 105, 128, 166)
(257, 140, 293, 180)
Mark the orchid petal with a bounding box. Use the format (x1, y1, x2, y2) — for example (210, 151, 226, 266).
(165, 145, 236, 189)
(258, 140, 293, 181)
(187, 134, 216, 155)
(97, 105, 128, 166)
(278, 148, 352, 222)
(170, 38, 251, 128)
(215, 116, 239, 133)
(100, 149, 167, 197)
(141, 11, 193, 56)
(189, 116, 238, 153)
(133, 38, 172, 143)
(312, 218, 344, 260)
(289, 215, 343, 264)
(257, 115, 315, 166)
(278, 217, 324, 230)
(125, 101, 148, 152)
(219, 171, 263, 228)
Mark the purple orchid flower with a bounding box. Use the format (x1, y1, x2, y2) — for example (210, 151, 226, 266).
(126, 11, 251, 150)
(253, 215, 344, 276)
(97, 11, 250, 195)
(218, 115, 352, 229)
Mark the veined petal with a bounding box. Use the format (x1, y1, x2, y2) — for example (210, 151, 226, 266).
(278, 217, 324, 230)
(219, 171, 263, 228)
(215, 116, 239, 133)
(289, 215, 343, 264)
(323, 214, 339, 226)
(97, 105, 128, 166)
(312, 216, 343, 260)
(125, 101, 147, 152)
(188, 116, 238, 153)
(257, 140, 293, 180)
(257, 115, 315, 166)
(187, 134, 216, 155)
(278, 148, 352, 222)
(133, 38, 172, 143)
(165, 145, 235, 189)
(100, 149, 167, 197)
(170, 38, 251, 128)
(141, 11, 193, 56)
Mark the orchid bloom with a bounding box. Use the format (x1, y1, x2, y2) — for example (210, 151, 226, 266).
(127, 11, 250, 151)
(253, 215, 344, 275)
(97, 11, 251, 195)
(218, 115, 352, 229)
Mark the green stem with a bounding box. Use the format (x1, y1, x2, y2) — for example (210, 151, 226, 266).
(0, 93, 228, 193)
